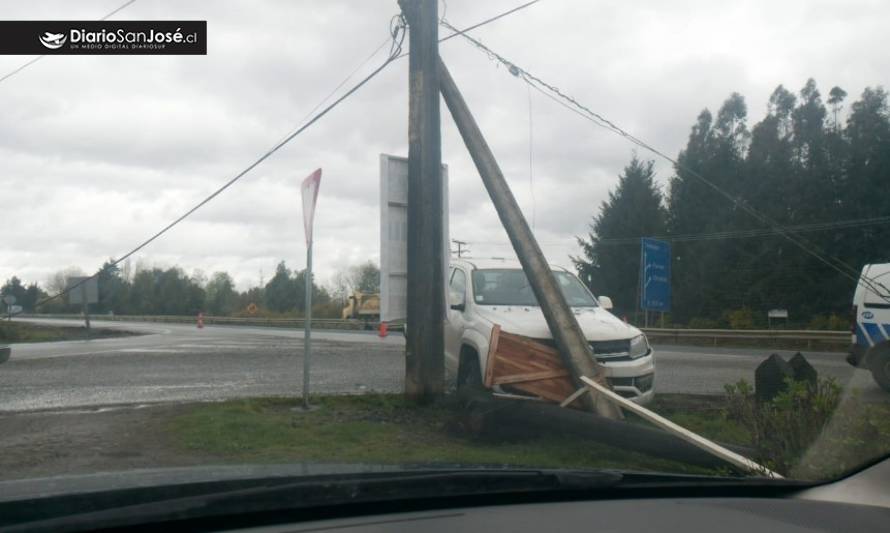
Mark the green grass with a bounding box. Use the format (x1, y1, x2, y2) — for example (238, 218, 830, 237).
(0, 321, 140, 343)
(651, 395, 752, 446)
(166, 394, 727, 475)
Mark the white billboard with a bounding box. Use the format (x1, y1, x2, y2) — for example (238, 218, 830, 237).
(379, 154, 449, 322)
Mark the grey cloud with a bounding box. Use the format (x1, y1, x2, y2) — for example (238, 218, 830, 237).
(0, 0, 887, 291)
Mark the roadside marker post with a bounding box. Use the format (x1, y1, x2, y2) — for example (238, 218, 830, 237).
(300, 168, 322, 410)
(2, 295, 15, 321)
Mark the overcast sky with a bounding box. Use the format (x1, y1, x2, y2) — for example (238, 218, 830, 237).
(0, 0, 887, 292)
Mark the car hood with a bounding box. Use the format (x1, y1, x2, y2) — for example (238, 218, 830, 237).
(472, 305, 642, 341)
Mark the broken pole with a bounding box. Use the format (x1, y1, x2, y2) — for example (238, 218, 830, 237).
(400, 0, 445, 402)
(438, 59, 619, 418)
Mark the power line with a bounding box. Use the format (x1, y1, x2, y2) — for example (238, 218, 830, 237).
(24, 17, 408, 313)
(0, 0, 138, 86)
(441, 18, 890, 300)
(527, 83, 536, 230)
(593, 215, 890, 245)
(438, 0, 540, 44)
(395, 0, 542, 60)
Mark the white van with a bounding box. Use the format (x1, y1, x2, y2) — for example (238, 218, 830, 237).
(848, 263, 890, 391)
(444, 258, 655, 404)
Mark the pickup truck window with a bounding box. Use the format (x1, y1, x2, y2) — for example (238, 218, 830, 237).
(450, 268, 467, 306)
(471, 269, 598, 307)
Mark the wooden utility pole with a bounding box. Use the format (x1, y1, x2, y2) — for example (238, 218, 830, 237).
(452, 239, 469, 258)
(400, 0, 444, 402)
(438, 59, 619, 418)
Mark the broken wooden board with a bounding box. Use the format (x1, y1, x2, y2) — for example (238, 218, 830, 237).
(579, 376, 782, 478)
(484, 324, 588, 407)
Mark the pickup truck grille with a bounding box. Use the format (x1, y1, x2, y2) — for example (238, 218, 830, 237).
(608, 373, 654, 393)
(532, 338, 633, 362)
(590, 339, 631, 361)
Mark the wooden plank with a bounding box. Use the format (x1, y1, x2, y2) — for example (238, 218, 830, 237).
(483, 328, 588, 407)
(484, 325, 501, 388)
(493, 369, 570, 386)
(559, 386, 589, 408)
(579, 376, 782, 478)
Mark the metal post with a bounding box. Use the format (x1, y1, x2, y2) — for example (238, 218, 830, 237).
(400, 0, 444, 402)
(303, 242, 313, 410)
(438, 59, 619, 418)
(81, 284, 91, 338)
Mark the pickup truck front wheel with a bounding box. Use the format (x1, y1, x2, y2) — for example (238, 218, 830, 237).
(457, 350, 483, 392)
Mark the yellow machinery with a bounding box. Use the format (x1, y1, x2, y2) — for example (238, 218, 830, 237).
(341, 291, 380, 321)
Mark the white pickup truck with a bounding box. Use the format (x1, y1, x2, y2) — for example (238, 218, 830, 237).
(444, 258, 655, 404)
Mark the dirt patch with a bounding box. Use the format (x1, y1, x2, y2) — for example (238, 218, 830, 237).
(0, 322, 142, 343)
(0, 403, 224, 481)
(0, 394, 731, 482)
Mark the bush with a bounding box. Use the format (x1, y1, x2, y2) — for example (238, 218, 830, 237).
(688, 317, 722, 329)
(807, 313, 850, 331)
(724, 377, 841, 475)
(725, 307, 755, 329)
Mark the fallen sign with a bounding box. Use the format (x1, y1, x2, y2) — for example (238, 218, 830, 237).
(579, 376, 782, 478)
(483, 325, 577, 405)
(482, 324, 780, 477)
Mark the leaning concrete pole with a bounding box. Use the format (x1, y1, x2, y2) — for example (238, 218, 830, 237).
(438, 59, 619, 418)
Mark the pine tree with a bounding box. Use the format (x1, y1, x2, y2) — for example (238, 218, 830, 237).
(574, 156, 666, 317)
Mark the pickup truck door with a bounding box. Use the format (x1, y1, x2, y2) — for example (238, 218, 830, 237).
(444, 268, 469, 371)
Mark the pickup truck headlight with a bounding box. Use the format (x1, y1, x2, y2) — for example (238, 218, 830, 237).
(629, 334, 650, 359)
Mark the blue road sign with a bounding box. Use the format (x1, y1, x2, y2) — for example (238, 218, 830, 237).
(640, 238, 671, 312)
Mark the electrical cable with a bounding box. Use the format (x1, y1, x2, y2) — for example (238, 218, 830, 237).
(0, 0, 138, 86)
(441, 18, 890, 301)
(395, 0, 543, 60)
(22, 16, 407, 314)
(527, 83, 536, 230)
(594, 215, 890, 245)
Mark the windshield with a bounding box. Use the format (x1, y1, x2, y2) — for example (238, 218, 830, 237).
(472, 269, 598, 307)
(2, 0, 890, 512)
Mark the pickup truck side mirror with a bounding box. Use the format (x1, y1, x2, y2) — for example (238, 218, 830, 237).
(598, 295, 614, 310)
(450, 289, 466, 312)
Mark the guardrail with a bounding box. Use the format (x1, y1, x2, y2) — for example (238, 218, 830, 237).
(16, 315, 848, 348)
(17, 314, 371, 331)
(640, 327, 848, 350)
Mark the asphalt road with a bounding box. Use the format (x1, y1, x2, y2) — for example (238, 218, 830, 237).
(0, 318, 883, 412)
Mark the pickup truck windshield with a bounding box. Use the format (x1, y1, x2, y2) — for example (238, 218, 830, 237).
(471, 269, 598, 307)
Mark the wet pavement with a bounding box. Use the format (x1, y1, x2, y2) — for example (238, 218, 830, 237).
(0, 318, 884, 412)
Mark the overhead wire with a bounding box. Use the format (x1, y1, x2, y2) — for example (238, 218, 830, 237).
(0, 0, 138, 86)
(440, 18, 890, 301)
(594, 215, 890, 245)
(469, 216, 890, 248)
(394, 0, 542, 60)
(22, 15, 408, 313)
(11, 2, 545, 313)
(527, 83, 536, 230)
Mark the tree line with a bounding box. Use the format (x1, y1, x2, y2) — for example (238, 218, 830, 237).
(1, 260, 381, 318)
(575, 80, 890, 328)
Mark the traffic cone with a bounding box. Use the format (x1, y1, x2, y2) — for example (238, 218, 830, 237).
(378, 321, 388, 338)
(197, 312, 204, 329)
